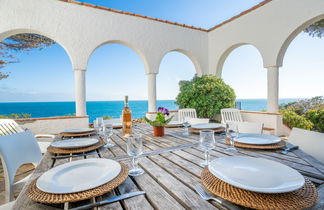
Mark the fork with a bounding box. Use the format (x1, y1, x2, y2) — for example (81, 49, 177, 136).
(194, 185, 240, 210)
(281, 145, 299, 154)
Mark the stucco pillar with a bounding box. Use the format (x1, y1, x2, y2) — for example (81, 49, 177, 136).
(147, 73, 157, 112)
(267, 66, 279, 113)
(74, 69, 87, 116)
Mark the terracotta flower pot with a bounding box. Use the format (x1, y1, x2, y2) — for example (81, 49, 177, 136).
(153, 126, 165, 137)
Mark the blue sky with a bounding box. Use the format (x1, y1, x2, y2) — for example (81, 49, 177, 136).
(0, 0, 323, 102)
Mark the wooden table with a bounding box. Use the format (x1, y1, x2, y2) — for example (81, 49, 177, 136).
(14, 124, 324, 209)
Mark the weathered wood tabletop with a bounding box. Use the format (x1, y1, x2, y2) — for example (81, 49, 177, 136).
(14, 123, 324, 209)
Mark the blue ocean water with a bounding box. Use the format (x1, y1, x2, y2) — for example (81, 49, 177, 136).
(0, 99, 300, 122)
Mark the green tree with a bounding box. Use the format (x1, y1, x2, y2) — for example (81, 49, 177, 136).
(176, 75, 236, 118)
(304, 19, 324, 38)
(0, 34, 55, 80)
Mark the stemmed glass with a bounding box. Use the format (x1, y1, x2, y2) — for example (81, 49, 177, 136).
(94, 117, 104, 135)
(199, 130, 215, 167)
(183, 121, 190, 136)
(103, 124, 115, 148)
(127, 134, 144, 176)
(225, 123, 238, 153)
(97, 117, 104, 135)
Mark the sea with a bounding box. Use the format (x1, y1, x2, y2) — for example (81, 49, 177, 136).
(0, 99, 300, 122)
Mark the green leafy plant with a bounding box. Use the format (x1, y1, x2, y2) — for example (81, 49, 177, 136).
(176, 75, 236, 118)
(305, 109, 324, 132)
(144, 107, 173, 127)
(0, 113, 31, 119)
(279, 96, 324, 115)
(280, 110, 313, 130)
(102, 116, 112, 120)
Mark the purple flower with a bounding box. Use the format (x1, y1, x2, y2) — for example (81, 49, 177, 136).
(157, 107, 169, 116)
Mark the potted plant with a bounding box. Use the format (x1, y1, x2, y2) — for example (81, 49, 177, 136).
(145, 107, 173, 136)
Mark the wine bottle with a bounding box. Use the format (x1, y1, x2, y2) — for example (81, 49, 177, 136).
(122, 96, 132, 136)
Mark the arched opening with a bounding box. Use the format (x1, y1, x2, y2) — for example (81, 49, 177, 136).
(87, 43, 147, 121)
(0, 33, 74, 117)
(279, 18, 324, 100)
(157, 51, 197, 110)
(221, 45, 267, 111)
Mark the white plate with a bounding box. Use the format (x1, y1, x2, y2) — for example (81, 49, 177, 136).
(191, 123, 223, 129)
(208, 156, 305, 193)
(168, 121, 183, 125)
(37, 158, 121, 194)
(236, 133, 281, 145)
(50, 138, 99, 149)
(63, 128, 94, 133)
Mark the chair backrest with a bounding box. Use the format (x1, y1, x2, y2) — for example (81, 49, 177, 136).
(221, 108, 243, 124)
(178, 109, 197, 122)
(0, 131, 42, 187)
(0, 119, 25, 136)
(186, 117, 210, 125)
(236, 122, 264, 134)
(288, 128, 324, 163)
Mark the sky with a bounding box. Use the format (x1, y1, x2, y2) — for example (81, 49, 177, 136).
(0, 0, 323, 102)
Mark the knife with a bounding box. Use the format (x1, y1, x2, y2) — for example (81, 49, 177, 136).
(70, 191, 146, 210)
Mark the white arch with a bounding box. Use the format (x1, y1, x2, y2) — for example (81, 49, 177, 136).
(276, 14, 324, 67)
(86, 40, 150, 74)
(0, 28, 74, 69)
(158, 49, 203, 76)
(216, 43, 265, 77)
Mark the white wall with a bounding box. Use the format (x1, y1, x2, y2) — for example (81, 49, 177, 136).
(16, 116, 89, 134)
(0, 0, 209, 75)
(208, 0, 324, 75)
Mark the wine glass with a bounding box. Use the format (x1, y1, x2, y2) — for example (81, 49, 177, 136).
(103, 124, 115, 148)
(226, 123, 238, 153)
(127, 134, 144, 176)
(93, 119, 100, 133)
(96, 117, 104, 135)
(183, 121, 190, 136)
(199, 130, 215, 167)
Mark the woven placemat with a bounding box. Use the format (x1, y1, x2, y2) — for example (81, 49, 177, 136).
(47, 139, 105, 154)
(189, 127, 225, 134)
(225, 137, 286, 149)
(28, 163, 128, 204)
(201, 167, 318, 210)
(59, 131, 97, 138)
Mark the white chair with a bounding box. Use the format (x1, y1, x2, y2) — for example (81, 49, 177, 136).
(0, 119, 25, 136)
(221, 108, 243, 124)
(236, 122, 264, 134)
(0, 201, 15, 210)
(0, 119, 54, 153)
(0, 131, 42, 202)
(178, 109, 197, 122)
(185, 117, 210, 125)
(288, 128, 324, 163)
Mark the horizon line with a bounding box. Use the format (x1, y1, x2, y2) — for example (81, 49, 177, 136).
(0, 98, 305, 103)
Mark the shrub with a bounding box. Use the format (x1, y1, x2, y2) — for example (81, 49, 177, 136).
(0, 113, 31, 119)
(305, 109, 324, 132)
(280, 110, 313, 130)
(280, 96, 324, 115)
(102, 116, 112, 120)
(175, 75, 236, 118)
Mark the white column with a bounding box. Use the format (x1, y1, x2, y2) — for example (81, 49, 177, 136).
(267, 66, 279, 113)
(74, 69, 87, 116)
(147, 73, 157, 112)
